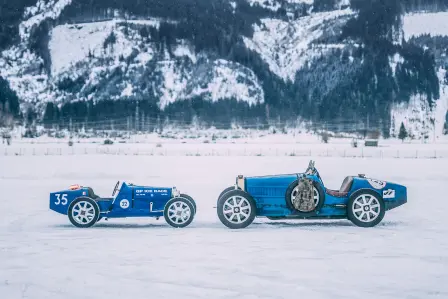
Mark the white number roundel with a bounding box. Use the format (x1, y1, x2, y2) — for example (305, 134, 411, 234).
(120, 199, 130, 209)
(367, 178, 386, 189)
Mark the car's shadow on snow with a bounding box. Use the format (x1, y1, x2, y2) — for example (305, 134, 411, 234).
(53, 223, 169, 229)
(52, 220, 404, 230)
(253, 219, 404, 228)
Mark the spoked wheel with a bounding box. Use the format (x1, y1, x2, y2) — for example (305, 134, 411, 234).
(68, 197, 100, 228)
(217, 190, 256, 229)
(164, 197, 195, 228)
(347, 190, 385, 227)
(179, 193, 196, 213)
(218, 186, 240, 201)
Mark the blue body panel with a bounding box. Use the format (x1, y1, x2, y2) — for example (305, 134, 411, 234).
(243, 172, 407, 219)
(49, 182, 174, 219)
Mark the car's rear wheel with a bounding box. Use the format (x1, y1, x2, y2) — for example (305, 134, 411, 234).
(164, 197, 195, 228)
(218, 186, 240, 201)
(217, 190, 256, 229)
(68, 197, 100, 228)
(347, 190, 385, 227)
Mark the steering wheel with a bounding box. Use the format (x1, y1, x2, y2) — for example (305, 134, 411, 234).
(112, 181, 120, 197)
(306, 160, 316, 175)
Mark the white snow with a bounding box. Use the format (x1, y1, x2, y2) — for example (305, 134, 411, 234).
(20, 0, 73, 41)
(49, 19, 160, 75)
(243, 9, 354, 81)
(247, 0, 314, 10)
(0, 154, 447, 299)
(188, 60, 264, 106)
(121, 83, 134, 98)
(390, 94, 435, 140)
(247, 0, 281, 11)
(389, 53, 404, 76)
(390, 67, 448, 141)
(173, 44, 197, 64)
(159, 61, 189, 109)
(403, 11, 448, 40)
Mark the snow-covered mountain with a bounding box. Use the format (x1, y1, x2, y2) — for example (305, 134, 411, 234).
(0, 0, 447, 140)
(389, 11, 448, 140)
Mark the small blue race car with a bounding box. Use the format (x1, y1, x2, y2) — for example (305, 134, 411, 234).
(49, 181, 196, 228)
(216, 160, 407, 229)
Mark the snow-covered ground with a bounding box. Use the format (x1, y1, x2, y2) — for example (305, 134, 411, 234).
(403, 11, 448, 41)
(0, 155, 447, 298)
(3, 132, 448, 158)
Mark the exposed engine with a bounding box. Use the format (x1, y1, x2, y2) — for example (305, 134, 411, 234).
(292, 177, 315, 212)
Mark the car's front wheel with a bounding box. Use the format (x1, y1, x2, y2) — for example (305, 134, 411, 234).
(347, 190, 385, 227)
(217, 190, 256, 229)
(179, 193, 196, 213)
(68, 197, 100, 228)
(164, 197, 196, 228)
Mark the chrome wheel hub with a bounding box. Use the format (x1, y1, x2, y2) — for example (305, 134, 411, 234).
(72, 201, 96, 224)
(168, 201, 191, 224)
(352, 194, 381, 223)
(223, 196, 251, 224)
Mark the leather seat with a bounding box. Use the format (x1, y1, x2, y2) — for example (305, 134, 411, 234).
(86, 187, 100, 199)
(325, 176, 354, 197)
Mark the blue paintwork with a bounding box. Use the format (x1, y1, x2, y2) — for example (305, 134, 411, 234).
(239, 167, 407, 219)
(49, 182, 176, 219)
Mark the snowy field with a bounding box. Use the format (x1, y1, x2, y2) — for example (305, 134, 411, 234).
(1, 154, 447, 299)
(3, 135, 448, 159)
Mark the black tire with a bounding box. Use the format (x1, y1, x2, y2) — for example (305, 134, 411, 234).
(164, 197, 196, 228)
(68, 197, 100, 228)
(218, 186, 240, 201)
(217, 190, 256, 229)
(285, 179, 325, 216)
(180, 193, 196, 213)
(347, 189, 385, 228)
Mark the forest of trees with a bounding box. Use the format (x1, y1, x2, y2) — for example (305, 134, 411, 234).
(0, 76, 20, 127)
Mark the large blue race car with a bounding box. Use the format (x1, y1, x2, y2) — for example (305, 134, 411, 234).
(216, 160, 407, 229)
(49, 181, 196, 228)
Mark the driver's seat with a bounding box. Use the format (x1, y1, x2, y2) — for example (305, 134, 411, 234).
(325, 176, 354, 198)
(86, 187, 100, 199)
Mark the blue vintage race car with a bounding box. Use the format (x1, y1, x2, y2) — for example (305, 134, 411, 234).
(49, 181, 196, 228)
(216, 160, 407, 229)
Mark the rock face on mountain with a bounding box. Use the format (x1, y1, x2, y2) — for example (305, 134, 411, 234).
(0, 0, 447, 138)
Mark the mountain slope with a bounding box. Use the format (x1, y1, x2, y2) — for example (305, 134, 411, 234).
(0, 0, 446, 139)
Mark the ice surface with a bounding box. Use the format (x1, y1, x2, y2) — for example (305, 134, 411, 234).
(1, 154, 447, 299)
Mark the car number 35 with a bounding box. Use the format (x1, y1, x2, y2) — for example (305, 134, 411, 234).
(55, 194, 68, 205)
